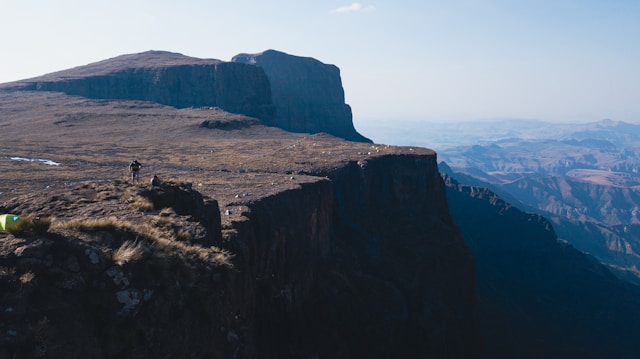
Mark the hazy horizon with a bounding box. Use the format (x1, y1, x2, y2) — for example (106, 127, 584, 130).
(354, 116, 640, 150)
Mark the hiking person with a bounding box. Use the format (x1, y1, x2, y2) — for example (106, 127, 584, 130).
(129, 159, 142, 183)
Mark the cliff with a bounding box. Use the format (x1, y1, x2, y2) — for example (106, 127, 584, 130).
(3, 49, 371, 143)
(0, 155, 478, 358)
(5, 50, 274, 123)
(232, 50, 371, 142)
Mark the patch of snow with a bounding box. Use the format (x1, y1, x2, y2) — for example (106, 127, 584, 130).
(10, 157, 60, 166)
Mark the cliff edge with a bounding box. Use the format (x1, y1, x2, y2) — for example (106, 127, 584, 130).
(0, 154, 478, 358)
(233, 50, 371, 142)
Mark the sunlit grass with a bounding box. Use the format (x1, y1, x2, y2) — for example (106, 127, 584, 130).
(50, 216, 233, 268)
(112, 240, 145, 266)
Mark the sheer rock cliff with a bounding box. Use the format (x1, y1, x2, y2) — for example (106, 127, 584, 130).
(232, 50, 371, 143)
(1, 153, 479, 358)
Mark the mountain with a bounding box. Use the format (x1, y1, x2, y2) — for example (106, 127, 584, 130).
(3, 51, 640, 358)
(2, 49, 369, 143)
(429, 120, 640, 283)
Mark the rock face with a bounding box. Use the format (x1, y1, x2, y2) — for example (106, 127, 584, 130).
(223, 154, 478, 357)
(0, 154, 478, 358)
(232, 50, 371, 142)
(9, 51, 275, 123)
(4, 49, 371, 142)
(443, 174, 640, 359)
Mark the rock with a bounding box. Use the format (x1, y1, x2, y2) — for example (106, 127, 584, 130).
(232, 50, 371, 142)
(115, 288, 141, 316)
(15, 51, 275, 123)
(7, 49, 371, 143)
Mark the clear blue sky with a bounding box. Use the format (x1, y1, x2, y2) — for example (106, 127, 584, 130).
(1, 1, 639, 123)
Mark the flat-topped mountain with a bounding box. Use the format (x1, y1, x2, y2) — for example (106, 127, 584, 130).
(11, 50, 224, 81)
(2, 49, 370, 143)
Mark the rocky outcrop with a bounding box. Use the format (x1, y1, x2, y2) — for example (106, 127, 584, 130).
(0, 182, 233, 358)
(9, 51, 275, 122)
(232, 50, 371, 142)
(444, 174, 640, 359)
(0, 154, 478, 358)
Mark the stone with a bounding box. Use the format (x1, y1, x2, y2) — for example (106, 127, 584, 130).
(232, 50, 371, 142)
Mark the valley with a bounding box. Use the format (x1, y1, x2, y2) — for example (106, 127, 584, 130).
(362, 118, 640, 284)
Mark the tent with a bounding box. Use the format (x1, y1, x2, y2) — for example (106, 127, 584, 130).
(0, 214, 21, 231)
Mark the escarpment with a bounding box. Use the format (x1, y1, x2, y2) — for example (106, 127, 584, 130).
(232, 50, 371, 143)
(3, 49, 370, 142)
(0, 151, 479, 358)
(9, 51, 275, 122)
(220, 154, 478, 357)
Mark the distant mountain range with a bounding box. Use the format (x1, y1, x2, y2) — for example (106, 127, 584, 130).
(364, 118, 640, 284)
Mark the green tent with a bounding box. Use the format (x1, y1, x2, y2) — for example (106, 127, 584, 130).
(0, 214, 21, 231)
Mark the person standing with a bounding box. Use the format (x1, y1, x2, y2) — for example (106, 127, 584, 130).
(129, 159, 142, 183)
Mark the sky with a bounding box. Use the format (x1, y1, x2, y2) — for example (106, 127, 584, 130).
(1, 1, 639, 124)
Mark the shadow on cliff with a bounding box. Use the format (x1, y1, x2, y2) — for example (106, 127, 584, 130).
(443, 173, 640, 359)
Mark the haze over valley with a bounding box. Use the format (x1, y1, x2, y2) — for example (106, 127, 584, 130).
(360, 118, 640, 284)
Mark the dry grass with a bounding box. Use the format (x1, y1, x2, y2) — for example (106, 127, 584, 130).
(50, 217, 121, 232)
(20, 271, 36, 284)
(130, 196, 154, 212)
(176, 228, 192, 242)
(147, 215, 174, 228)
(50, 216, 233, 268)
(113, 240, 145, 266)
(0, 266, 16, 278)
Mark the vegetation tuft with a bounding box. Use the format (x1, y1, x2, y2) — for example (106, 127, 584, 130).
(112, 240, 145, 266)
